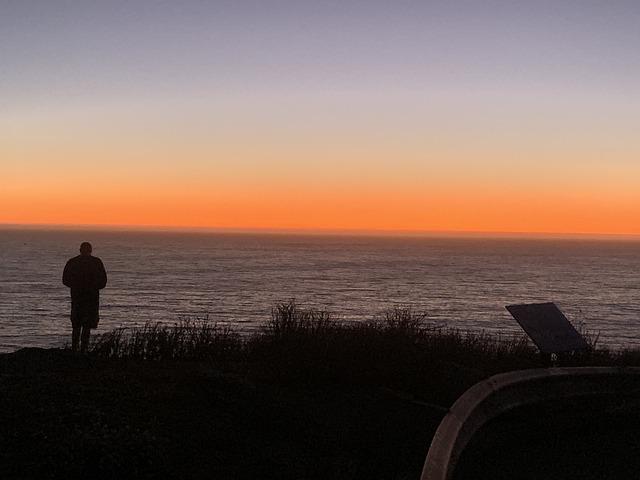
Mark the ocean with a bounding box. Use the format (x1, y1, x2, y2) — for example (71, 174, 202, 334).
(1, 228, 639, 352)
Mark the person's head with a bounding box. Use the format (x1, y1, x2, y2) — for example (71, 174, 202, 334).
(79, 242, 92, 256)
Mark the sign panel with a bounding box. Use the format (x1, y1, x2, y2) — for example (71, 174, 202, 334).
(505, 302, 589, 354)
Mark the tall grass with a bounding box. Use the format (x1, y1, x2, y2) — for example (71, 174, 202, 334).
(247, 302, 544, 403)
(91, 317, 242, 361)
(89, 301, 640, 406)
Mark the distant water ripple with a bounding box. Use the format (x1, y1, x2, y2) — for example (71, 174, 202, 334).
(1, 229, 639, 352)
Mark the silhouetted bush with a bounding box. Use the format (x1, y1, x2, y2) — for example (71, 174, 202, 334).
(91, 317, 242, 362)
(244, 302, 544, 404)
(90, 300, 640, 406)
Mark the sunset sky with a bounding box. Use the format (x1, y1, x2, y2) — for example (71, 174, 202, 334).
(3, 1, 640, 235)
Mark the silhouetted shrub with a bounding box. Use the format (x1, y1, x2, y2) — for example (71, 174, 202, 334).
(89, 300, 640, 406)
(91, 317, 242, 362)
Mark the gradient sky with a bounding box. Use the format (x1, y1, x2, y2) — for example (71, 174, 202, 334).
(2, 1, 640, 234)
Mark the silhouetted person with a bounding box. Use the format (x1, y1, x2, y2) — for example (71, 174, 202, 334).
(63, 242, 107, 353)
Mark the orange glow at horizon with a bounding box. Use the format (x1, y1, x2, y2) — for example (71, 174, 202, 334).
(3, 181, 639, 236)
(4, 2, 640, 238)
(4, 92, 640, 237)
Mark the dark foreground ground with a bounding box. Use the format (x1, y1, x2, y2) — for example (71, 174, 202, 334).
(3, 305, 640, 480)
(3, 347, 640, 480)
(0, 348, 443, 480)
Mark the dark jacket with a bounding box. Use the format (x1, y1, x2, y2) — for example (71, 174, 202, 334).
(63, 255, 107, 328)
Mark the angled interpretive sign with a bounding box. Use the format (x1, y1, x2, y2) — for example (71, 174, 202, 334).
(505, 302, 589, 354)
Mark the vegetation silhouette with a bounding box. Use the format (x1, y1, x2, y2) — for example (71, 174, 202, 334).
(3, 301, 640, 479)
(91, 301, 634, 405)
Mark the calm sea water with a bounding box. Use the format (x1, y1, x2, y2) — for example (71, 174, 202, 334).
(1, 229, 639, 352)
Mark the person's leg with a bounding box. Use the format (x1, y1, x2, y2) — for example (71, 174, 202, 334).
(80, 326, 91, 353)
(72, 327, 81, 352)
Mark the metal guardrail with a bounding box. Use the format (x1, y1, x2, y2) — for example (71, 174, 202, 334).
(421, 367, 640, 480)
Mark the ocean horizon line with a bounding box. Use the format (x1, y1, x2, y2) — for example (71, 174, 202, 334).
(2, 222, 640, 242)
